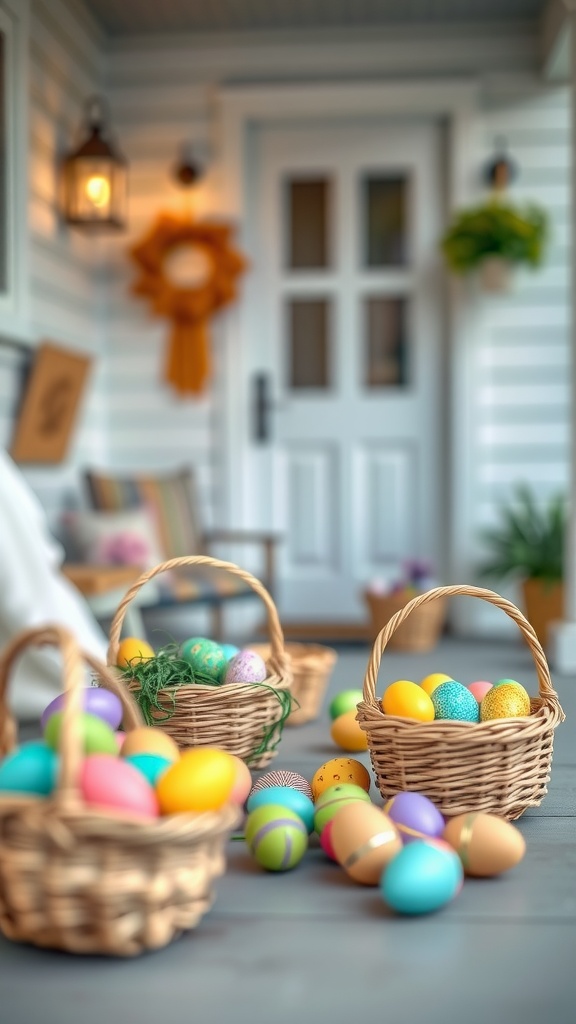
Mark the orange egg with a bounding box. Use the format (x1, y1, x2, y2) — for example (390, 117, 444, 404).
(382, 680, 435, 721)
(116, 636, 155, 669)
(311, 758, 371, 801)
(156, 747, 237, 814)
(331, 803, 402, 884)
(420, 672, 453, 697)
(330, 710, 368, 752)
(121, 726, 180, 762)
(443, 812, 526, 877)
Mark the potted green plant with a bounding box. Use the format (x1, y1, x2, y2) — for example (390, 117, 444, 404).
(476, 484, 566, 646)
(440, 198, 548, 292)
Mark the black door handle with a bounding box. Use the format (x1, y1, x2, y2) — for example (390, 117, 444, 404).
(253, 372, 272, 443)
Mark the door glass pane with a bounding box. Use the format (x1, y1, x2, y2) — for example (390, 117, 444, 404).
(286, 178, 329, 269)
(364, 297, 408, 387)
(287, 298, 329, 389)
(363, 176, 408, 267)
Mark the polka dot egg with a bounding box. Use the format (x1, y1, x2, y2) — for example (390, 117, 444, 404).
(431, 680, 480, 722)
(224, 649, 267, 685)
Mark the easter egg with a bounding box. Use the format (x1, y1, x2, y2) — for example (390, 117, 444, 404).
(247, 785, 315, 833)
(229, 756, 253, 805)
(120, 727, 180, 762)
(0, 741, 58, 796)
(156, 747, 237, 814)
(115, 731, 126, 751)
(44, 711, 118, 755)
(40, 686, 123, 732)
(311, 758, 371, 801)
(382, 680, 435, 721)
(467, 680, 493, 703)
(443, 812, 526, 876)
(381, 839, 463, 915)
(329, 689, 363, 721)
(384, 791, 445, 844)
(420, 672, 453, 697)
(116, 636, 155, 669)
(330, 710, 368, 752)
(331, 803, 402, 885)
(224, 649, 268, 685)
(493, 677, 523, 689)
(431, 680, 480, 722)
(319, 818, 338, 861)
(480, 682, 531, 721)
(124, 752, 172, 786)
(80, 754, 159, 819)
(180, 637, 227, 683)
(221, 643, 240, 661)
(313, 783, 372, 834)
(250, 770, 313, 802)
(244, 804, 308, 871)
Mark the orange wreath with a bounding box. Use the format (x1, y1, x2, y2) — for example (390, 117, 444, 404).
(129, 213, 248, 396)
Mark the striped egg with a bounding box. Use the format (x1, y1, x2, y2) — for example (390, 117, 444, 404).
(249, 769, 313, 802)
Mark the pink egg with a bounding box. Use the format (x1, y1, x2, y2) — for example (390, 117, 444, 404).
(115, 731, 126, 751)
(80, 754, 159, 820)
(224, 649, 268, 685)
(230, 756, 253, 805)
(320, 818, 338, 861)
(467, 680, 494, 703)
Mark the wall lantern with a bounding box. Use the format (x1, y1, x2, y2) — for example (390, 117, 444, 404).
(61, 96, 127, 231)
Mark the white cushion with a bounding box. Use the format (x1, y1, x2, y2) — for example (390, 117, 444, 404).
(62, 506, 164, 571)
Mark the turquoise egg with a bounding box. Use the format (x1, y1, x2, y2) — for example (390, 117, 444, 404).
(381, 839, 463, 915)
(432, 680, 480, 722)
(44, 711, 118, 755)
(221, 643, 240, 661)
(124, 752, 172, 786)
(246, 785, 315, 833)
(180, 636, 227, 682)
(0, 741, 58, 796)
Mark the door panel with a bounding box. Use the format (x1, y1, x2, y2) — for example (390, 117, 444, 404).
(247, 121, 444, 622)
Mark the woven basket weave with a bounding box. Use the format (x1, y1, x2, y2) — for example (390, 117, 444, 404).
(108, 555, 293, 769)
(0, 624, 239, 957)
(356, 585, 565, 820)
(250, 642, 338, 725)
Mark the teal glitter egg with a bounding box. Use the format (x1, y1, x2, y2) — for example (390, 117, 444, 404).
(180, 636, 227, 683)
(431, 680, 480, 722)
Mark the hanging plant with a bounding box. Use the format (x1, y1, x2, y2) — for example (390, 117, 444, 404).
(440, 197, 548, 285)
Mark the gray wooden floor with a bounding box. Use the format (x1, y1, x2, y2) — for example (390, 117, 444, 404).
(2, 635, 575, 1024)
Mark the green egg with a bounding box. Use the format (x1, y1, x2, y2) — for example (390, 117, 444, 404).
(329, 689, 364, 721)
(313, 783, 372, 834)
(244, 804, 308, 871)
(493, 678, 523, 689)
(44, 711, 118, 755)
(180, 636, 227, 682)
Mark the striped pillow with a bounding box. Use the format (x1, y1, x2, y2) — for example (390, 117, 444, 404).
(84, 468, 205, 560)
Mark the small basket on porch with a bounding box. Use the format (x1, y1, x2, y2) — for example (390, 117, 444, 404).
(107, 555, 294, 768)
(250, 642, 338, 725)
(0, 624, 239, 957)
(363, 587, 446, 652)
(356, 585, 565, 820)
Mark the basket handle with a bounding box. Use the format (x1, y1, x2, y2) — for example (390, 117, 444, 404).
(362, 584, 565, 718)
(107, 555, 289, 678)
(0, 624, 143, 801)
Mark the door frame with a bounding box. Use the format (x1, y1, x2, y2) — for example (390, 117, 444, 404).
(216, 79, 481, 630)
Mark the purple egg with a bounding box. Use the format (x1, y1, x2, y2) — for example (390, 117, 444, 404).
(224, 649, 268, 685)
(41, 687, 123, 732)
(383, 791, 445, 844)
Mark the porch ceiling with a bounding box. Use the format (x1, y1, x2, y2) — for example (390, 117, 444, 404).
(84, 0, 546, 38)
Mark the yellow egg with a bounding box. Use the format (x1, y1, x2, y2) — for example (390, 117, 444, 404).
(420, 672, 453, 696)
(480, 682, 531, 721)
(382, 680, 435, 721)
(331, 803, 402, 884)
(330, 710, 368, 752)
(311, 758, 371, 801)
(443, 812, 526, 876)
(121, 726, 180, 762)
(156, 747, 237, 813)
(116, 636, 155, 669)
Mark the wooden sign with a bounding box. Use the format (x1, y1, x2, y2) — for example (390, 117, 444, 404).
(10, 341, 92, 463)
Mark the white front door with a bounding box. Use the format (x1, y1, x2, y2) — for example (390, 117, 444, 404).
(244, 120, 445, 623)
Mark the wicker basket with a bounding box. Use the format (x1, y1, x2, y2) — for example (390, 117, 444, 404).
(250, 642, 338, 725)
(108, 555, 293, 769)
(364, 588, 446, 652)
(356, 585, 566, 820)
(0, 624, 239, 957)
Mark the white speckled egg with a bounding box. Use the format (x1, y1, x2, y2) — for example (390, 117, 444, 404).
(224, 649, 268, 685)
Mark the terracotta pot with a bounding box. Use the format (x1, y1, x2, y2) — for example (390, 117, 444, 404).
(521, 578, 564, 648)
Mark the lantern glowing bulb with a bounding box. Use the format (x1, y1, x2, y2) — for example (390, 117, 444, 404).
(85, 174, 110, 209)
